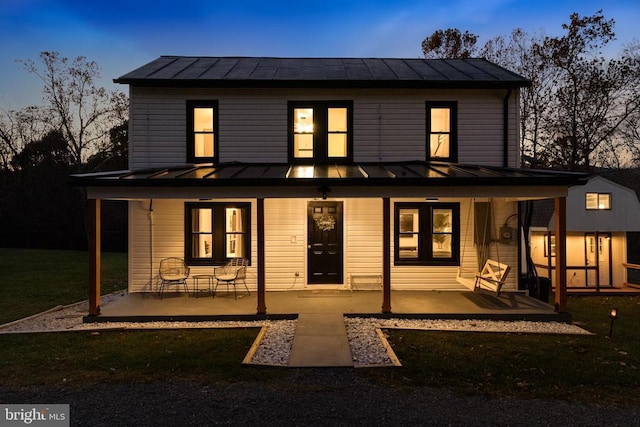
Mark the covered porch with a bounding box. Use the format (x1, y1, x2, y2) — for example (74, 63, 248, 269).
(73, 162, 589, 320)
(89, 289, 566, 323)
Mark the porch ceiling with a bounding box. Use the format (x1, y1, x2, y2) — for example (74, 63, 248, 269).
(72, 161, 588, 187)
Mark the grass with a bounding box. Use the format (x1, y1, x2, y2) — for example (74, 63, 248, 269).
(364, 295, 640, 406)
(0, 248, 127, 324)
(0, 329, 281, 386)
(1, 248, 639, 406)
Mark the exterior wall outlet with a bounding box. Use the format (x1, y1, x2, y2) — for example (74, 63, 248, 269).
(295, 271, 300, 277)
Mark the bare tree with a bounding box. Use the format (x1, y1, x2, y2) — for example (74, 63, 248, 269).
(422, 29, 479, 59)
(535, 11, 640, 171)
(18, 51, 128, 169)
(0, 105, 49, 170)
(481, 29, 557, 167)
(423, 12, 640, 171)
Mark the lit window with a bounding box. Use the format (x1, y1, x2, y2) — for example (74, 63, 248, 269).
(185, 202, 250, 265)
(586, 193, 611, 210)
(294, 108, 314, 158)
(289, 101, 352, 163)
(395, 203, 459, 265)
(427, 102, 457, 162)
(187, 100, 218, 163)
(328, 107, 348, 157)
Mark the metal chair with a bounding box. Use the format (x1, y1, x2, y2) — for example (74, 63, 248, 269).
(213, 258, 249, 299)
(158, 257, 190, 299)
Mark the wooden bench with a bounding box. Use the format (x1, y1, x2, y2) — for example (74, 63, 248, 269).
(474, 259, 511, 296)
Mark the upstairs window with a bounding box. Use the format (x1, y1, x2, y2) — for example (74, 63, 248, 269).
(187, 100, 218, 163)
(586, 192, 611, 210)
(289, 101, 353, 163)
(426, 101, 457, 162)
(395, 202, 460, 266)
(185, 202, 250, 265)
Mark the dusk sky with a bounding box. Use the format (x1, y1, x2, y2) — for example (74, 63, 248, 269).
(1, 0, 638, 109)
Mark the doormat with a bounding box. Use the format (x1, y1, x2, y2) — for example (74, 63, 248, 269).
(297, 290, 353, 298)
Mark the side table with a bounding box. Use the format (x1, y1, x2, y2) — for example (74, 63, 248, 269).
(192, 274, 215, 298)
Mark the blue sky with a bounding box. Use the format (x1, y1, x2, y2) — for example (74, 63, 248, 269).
(1, 0, 638, 109)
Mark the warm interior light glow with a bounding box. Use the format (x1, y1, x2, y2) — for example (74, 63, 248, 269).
(294, 108, 314, 133)
(298, 165, 314, 178)
(194, 108, 214, 132)
(430, 107, 451, 158)
(431, 108, 450, 132)
(193, 208, 213, 258)
(193, 107, 214, 157)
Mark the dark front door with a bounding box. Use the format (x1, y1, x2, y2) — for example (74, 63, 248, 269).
(308, 201, 343, 284)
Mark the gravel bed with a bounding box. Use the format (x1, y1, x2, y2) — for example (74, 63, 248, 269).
(0, 292, 592, 367)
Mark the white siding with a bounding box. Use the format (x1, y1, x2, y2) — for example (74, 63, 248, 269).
(264, 198, 307, 290)
(128, 197, 519, 292)
(558, 176, 640, 232)
(129, 87, 519, 169)
(128, 199, 258, 293)
(389, 198, 517, 291)
(345, 199, 384, 284)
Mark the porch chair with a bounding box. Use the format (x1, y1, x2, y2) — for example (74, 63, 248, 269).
(213, 258, 249, 299)
(474, 259, 511, 297)
(158, 257, 190, 299)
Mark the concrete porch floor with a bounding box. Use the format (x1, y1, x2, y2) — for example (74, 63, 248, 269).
(89, 290, 569, 323)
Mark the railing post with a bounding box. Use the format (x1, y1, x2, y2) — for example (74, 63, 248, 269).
(88, 198, 101, 316)
(382, 197, 391, 313)
(554, 196, 567, 313)
(257, 198, 266, 315)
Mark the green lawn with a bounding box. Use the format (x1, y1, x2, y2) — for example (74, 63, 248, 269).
(1, 248, 639, 406)
(0, 248, 127, 324)
(0, 328, 281, 386)
(366, 294, 640, 406)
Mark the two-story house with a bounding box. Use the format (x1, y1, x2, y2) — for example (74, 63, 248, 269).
(71, 56, 588, 316)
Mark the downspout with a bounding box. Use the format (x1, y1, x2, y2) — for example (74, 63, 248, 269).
(149, 199, 154, 290)
(503, 89, 513, 168)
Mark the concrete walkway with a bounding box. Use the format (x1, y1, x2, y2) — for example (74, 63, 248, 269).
(288, 313, 353, 367)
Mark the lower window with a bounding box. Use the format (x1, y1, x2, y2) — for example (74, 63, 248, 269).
(185, 202, 251, 265)
(395, 202, 460, 265)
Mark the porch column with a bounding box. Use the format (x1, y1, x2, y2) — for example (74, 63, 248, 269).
(87, 198, 101, 316)
(382, 197, 391, 313)
(257, 198, 266, 315)
(554, 196, 567, 313)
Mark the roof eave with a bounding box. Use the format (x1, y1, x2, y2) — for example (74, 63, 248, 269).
(112, 78, 531, 90)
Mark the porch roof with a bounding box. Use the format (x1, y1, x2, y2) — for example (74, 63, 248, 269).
(71, 161, 588, 189)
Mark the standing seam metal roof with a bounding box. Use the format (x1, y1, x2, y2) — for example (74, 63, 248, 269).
(114, 56, 531, 88)
(71, 161, 588, 188)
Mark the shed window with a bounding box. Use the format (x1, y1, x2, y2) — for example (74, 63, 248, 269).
(585, 193, 611, 210)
